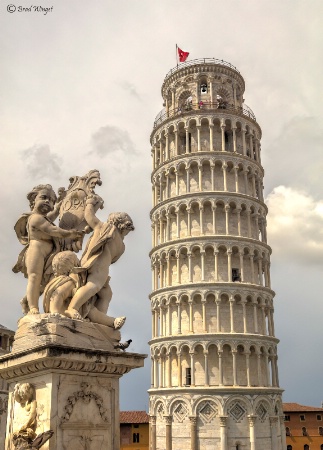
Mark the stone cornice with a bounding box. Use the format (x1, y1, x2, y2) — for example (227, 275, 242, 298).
(151, 150, 264, 179)
(149, 282, 275, 300)
(150, 191, 268, 217)
(0, 344, 147, 381)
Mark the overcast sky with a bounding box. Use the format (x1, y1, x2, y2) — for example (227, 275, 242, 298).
(1, 0, 322, 411)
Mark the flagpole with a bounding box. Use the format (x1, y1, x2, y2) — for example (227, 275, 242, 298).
(176, 44, 178, 67)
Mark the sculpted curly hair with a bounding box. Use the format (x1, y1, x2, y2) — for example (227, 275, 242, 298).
(107, 212, 134, 232)
(52, 251, 79, 276)
(27, 184, 57, 210)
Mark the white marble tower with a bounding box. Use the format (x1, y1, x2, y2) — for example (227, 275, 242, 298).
(148, 58, 286, 450)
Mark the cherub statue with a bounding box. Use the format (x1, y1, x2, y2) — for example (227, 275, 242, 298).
(43, 250, 125, 328)
(12, 383, 37, 448)
(12, 184, 83, 315)
(64, 195, 134, 323)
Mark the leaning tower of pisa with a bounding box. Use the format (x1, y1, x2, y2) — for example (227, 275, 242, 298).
(149, 58, 286, 450)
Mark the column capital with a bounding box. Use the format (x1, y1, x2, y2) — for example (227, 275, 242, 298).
(269, 416, 279, 425)
(149, 415, 157, 425)
(219, 415, 228, 426)
(189, 415, 198, 425)
(248, 415, 257, 426)
(164, 415, 173, 425)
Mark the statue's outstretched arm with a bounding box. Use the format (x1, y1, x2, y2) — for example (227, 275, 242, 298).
(84, 195, 104, 230)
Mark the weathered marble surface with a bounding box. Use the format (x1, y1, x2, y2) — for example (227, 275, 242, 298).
(12, 314, 121, 354)
(0, 344, 146, 450)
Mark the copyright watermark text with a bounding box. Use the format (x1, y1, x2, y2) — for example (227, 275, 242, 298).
(7, 4, 53, 14)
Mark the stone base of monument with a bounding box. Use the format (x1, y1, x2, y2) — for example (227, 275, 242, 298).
(0, 316, 146, 450)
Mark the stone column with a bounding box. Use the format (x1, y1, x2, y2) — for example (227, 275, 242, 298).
(214, 250, 219, 282)
(202, 300, 207, 332)
(175, 170, 179, 196)
(218, 350, 223, 386)
(250, 253, 255, 284)
(216, 299, 221, 332)
(197, 126, 201, 151)
(165, 415, 173, 450)
(190, 352, 195, 386)
(269, 416, 278, 450)
(211, 164, 215, 190)
(222, 163, 228, 191)
(165, 173, 170, 200)
(174, 129, 178, 156)
(237, 208, 241, 236)
(189, 300, 194, 333)
(185, 127, 189, 154)
(165, 133, 169, 160)
(257, 352, 262, 386)
(242, 128, 247, 156)
(253, 300, 258, 333)
(198, 165, 203, 191)
(221, 123, 226, 151)
(177, 301, 181, 334)
(239, 251, 244, 281)
(188, 252, 193, 282)
(280, 416, 287, 450)
(227, 249, 232, 282)
(232, 350, 237, 386)
(150, 415, 157, 450)
(225, 204, 230, 235)
(229, 296, 235, 332)
(186, 166, 190, 192)
(189, 416, 198, 450)
(219, 416, 228, 450)
(204, 351, 209, 386)
(234, 166, 239, 192)
(246, 210, 251, 238)
(187, 209, 192, 237)
(176, 209, 180, 239)
(200, 250, 205, 281)
(243, 169, 248, 194)
(167, 352, 172, 386)
(209, 124, 214, 151)
(241, 299, 247, 333)
(246, 352, 251, 386)
(248, 415, 257, 450)
(212, 206, 217, 234)
(177, 352, 182, 386)
(199, 206, 204, 234)
(232, 126, 237, 152)
(176, 254, 181, 284)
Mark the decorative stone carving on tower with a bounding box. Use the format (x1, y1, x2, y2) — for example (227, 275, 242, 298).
(149, 58, 284, 450)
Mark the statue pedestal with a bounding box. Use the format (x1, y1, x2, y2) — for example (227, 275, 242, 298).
(0, 317, 146, 450)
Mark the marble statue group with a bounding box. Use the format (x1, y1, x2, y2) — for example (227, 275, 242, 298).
(12, 169, 134, 330)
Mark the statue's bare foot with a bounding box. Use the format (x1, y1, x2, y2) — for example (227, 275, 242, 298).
(28, 307, 40, 315)
(64, 308, 83, 320)
(114, 316, 126, 330)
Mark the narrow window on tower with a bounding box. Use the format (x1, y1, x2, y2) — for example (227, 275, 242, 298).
(188, 133, 192, 153)
(185, 368, 191, 386)
(286, 427, 291, 436)
(232, 268, 241, 282)
(302, 427, 307, 436)
(133, 433, 140, 443)
(319, 426, 323, 435)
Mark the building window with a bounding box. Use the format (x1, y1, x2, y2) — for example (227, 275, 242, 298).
(133, 424, 139, 428)
(317, 415, 322, 421)
(185, 368, 191, 386)
(304, 445, 309, 450)
(300, 415, 306, 421)
(287, 446, 293, 450)
(319, 426, 323, 436)
(232, 268, 241, 282)
(285, 415, 291, 421)
(286, 427, 291, 436)
(320, 445, 323, 450)
(133, 433, 140, 443)
(302, 427, 307, 436)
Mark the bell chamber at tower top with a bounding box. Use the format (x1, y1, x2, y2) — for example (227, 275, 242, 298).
(150, 58, 261, 169)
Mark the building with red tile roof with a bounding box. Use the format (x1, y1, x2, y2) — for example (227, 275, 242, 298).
(120, 411, 149, 449)
(283, 403, 323, 450)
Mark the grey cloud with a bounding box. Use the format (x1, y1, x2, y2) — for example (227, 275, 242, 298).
(118, 81, 141, 100)
(90, 125, 136, 157)
(21, 144, 62, 179)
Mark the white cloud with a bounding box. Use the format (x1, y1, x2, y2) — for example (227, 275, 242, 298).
(90, 125, 136, 158)
(21, 144, 62, 179)
(267, 185, 323, 264)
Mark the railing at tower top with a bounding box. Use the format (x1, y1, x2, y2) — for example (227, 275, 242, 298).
(164, 58, 240, 79)
(153, 102, 256, 129)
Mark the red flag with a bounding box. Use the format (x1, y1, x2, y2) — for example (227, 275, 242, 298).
(178, 46, 189, 63)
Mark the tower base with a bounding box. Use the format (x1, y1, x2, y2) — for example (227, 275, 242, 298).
(0, 316, 146, 450)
